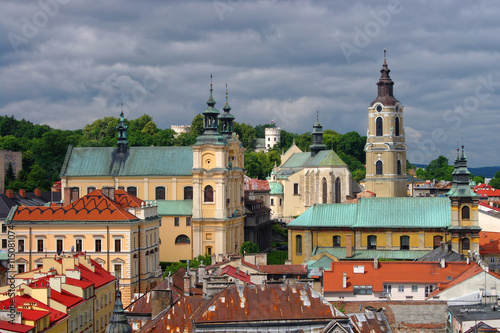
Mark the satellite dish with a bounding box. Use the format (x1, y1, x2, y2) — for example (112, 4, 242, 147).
(70, 246, 75, 252)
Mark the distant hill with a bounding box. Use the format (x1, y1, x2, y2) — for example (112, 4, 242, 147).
(413, 164, 499, 178)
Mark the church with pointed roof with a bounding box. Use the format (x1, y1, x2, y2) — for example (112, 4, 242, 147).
(58, 79, 245, 263)
(267, 114, 353, 222)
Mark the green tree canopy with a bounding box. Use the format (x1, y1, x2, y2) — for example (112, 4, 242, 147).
(240, 241, 259, 254)
(489, 171, 500, 189)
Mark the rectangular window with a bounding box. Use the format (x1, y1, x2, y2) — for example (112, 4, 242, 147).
(115, 239, 121, 252)
(18, 239, 24, 252)
(2, 225, 6, 233)
(412, 285, 418, 293)
(56, 239, 63, 254)
(174, 217, 180, 226)
(87, 186, 96, 194)
(37, 239, 44, 252)
(383, 284, 392, 295)
(279, 198, 282, 206)
(95, 239, 102, 252)
(186, 217, 191, 226)
(126, 186, 137, 197)
(114, 264, 121, 279)
(490, 257, 496, 265)
(17, 264, 25, 273)
(1, 239, 6, 249)
(71, 187, 79, 202)
(425, 285, 434, 297)
(75, 239, 83, 252)
(398, 285, 405, 293)
(353, 285, 373, 295)
(293, 183, 299, 195)
(271, 198, 274, 206)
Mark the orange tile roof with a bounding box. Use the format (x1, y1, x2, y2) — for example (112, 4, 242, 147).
(0, 321, 35, 333)
(480, 231, 500, 255)
(12, 190, 139, 222)
(323, 261, 475, 293)
(113, 189, 145, 208)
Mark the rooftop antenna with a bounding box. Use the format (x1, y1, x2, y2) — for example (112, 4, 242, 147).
(316, 110, 319, 122)
(384, 48, 387, 61)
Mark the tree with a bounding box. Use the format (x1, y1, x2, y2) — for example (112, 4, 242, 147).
(240, 241, 259, 255)
(162, 254, 212, 277)
(191, 114, 204, 137)
(234, 122, 257, 150)
(323, 129, 341, 151)
(337, 131, 366, 164)
(473, 175, 485, 184)
(425, 155, 453, 181)
(490, 171, 500, 189)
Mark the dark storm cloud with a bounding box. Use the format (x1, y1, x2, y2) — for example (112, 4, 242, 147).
(0, 0, 499, 167)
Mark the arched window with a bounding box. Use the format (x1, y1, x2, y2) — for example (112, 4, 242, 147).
(376, 117, 383, 136)
(296, 235, 303, 255)
(397, 160, 402, 175)
(462, 206, 470, 220)
(367, 235, 377, 250)
(204, 185, 214, 202)
(126, 186, 137, 197)
(395, 117, 400, 136)
(184, 186, 193, 200)
(87, 187, 96, 194)
(175, 235, 190, 244)
(155, 186, 165, 200)
(376, 161, 383, 175)
(462, 238, 470, 251)
(335, 177, 341, 203)
(400, 236, 410, 250)
(322, 177, 328, 203)
(333, 235, 341, 248)
(433, 236, 442, 249)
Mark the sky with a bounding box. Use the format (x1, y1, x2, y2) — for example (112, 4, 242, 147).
(1, 0, 499, 168)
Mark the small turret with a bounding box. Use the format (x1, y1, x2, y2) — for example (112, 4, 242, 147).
(219, 84, 235, 139)
(309, 111, 326, 157)
(116, 111, 129, 154)
(105, 283, 132, 333)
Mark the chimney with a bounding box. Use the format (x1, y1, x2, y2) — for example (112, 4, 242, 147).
(236, 267, 240, 275)
(467, 257, 470, 265)
(345, 234, 353, 258)
(5, 189, 14, 199)
(373, 258, 379, 269)
(342, 272, 347, 289)
(102, 187, 115, 200)
(19, 189, 26, 198)
(183, 272, 190, 296)
(198, 263, 206, 284)
(63, 187, 72, 206)
(34, 188, 42, 198)
(440, 258, 446, 268)
(218, 254, 224, 262)
(151, 289, 173, 319)
(212, 254, 216, 264)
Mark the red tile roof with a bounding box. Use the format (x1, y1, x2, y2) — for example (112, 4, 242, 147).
(259, 264, 308, 275)
(0, 294, 66, 324)
(0, 321, 35, 333)
(113, 189, 145, 208)
(77, 258, 116, 289)
(324, 261, 475, 293)
(244, 176, 270, 192)
(49, 288, 84, 309)
(479, 201, 500, 212)
(476, 189, 500, 198)
(12, 190, 139, 222)
(480, 231, 500, 255)
(221, 266, 252, 284)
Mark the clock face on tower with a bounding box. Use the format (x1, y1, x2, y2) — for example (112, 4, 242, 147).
(376, 105, 382, 112)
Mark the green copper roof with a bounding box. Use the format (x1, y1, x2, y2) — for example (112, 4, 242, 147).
(60, 146, 193, 177)
(146, 200, 192, 216)
(357, 197, 451, 228)
(280, 150, 347, 170)
(288, 197, 451, 229)
(268, 181, 283, 195)
(310, 247, 430, 263)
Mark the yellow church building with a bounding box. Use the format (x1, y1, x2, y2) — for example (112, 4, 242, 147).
(58, 81, 245, 262)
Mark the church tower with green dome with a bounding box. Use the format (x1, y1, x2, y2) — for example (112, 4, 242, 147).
(364, 52, 407, 197)
(447, 146, 481, 254)
(191, 77, 245, 258)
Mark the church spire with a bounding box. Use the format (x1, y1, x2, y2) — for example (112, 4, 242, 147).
(194, 76, 226, 145)
(116, 107, 129, 154)
(371, 50, 399, 106)
(105, 283, 132, 333)
(219, 83, 235, 139)
(309, 111, 326, 157)
(447, 145, 476, 198)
